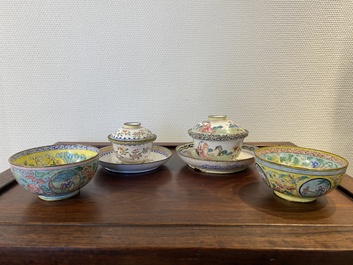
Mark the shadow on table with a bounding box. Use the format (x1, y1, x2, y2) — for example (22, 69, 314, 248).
(93, 165, 172, 192)
(238, 181, 335, 221)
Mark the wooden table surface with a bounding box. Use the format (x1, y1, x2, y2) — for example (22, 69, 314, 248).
(1, 141, 353, 265)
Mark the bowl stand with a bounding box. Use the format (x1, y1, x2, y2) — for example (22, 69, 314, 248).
(274, 191, 317, 203)
(38, 190, 80, 201)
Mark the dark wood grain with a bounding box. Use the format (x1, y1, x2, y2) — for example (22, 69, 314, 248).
(338, 176, 353, 200)
(0, 169, 15, 191)
(0, 142, 353, 265)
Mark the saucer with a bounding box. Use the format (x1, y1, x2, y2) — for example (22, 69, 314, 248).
(99, 145, 172, 173)
(176, 143, 256, 174)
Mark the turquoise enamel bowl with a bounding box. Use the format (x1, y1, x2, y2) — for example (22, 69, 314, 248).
(9, 144, 99, 201)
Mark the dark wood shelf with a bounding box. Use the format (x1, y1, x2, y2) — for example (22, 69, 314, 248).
(1, 142, 352, 265)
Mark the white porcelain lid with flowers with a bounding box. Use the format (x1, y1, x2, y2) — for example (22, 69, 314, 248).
(108, 122, 157, 144)
(188, 115, 249, 141)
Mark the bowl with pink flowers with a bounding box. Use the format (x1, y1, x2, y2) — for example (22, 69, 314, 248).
(108, 122, 157, 164)
(188, 115, 249, 161)
(9, 144, 99, 201)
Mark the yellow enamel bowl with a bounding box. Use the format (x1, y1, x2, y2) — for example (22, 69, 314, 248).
(254, 146, 348, 203)
(9, 144, 99, 201)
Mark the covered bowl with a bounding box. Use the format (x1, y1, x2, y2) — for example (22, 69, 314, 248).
(188, 115, 248, 161)
(108, 122, 157, 164)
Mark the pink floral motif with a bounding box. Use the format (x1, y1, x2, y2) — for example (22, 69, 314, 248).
(117, 146, 129, 155)
(130, 149, 143, 160)
(82, 165, 95, 179)
(133, 130, 146, 138)
(199, 122, 213, 133)
(26, 183, 43, 194)
(121, 129, 130, 135)
(25, 174, 45, 184)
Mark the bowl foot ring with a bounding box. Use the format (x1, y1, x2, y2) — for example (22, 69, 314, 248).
(274, 191, 316, 203)
(38, 190, 80, 201)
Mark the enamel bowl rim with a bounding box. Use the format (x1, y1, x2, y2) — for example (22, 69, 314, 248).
(254, 146, 349, 173)
(8, 144, 100, 170)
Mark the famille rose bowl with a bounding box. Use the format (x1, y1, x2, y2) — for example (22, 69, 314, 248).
(188, 115, 248, 161)
(176, 143, 256, 174)
(254, 146, 348, 203)
(8, 144, 99, 201)
(108, 122, 157, 164)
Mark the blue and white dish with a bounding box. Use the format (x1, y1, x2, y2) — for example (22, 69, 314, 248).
(176, 143, 256, 174)
(99, 145, 172, 173)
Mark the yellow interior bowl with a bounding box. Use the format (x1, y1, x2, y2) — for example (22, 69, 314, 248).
(11, 147, 98, 167)
(9, 144, 100, 201)
(254, 146, 349, 202)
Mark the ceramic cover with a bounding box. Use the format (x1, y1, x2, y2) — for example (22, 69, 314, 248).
(188, 115, 248, 141)
(109, 122, 156, 144)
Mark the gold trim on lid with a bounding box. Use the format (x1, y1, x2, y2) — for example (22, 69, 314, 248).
(208, 115, 227, 121)
(123, 122, 141, 129)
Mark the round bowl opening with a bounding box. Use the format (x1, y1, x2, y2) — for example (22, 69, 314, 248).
(208, 115, 227, 121)
(123, 122, 142, 129)
(9, 145, 99, 168)
(254, 146, 348, 172)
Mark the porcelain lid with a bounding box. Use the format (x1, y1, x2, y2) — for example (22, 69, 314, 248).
(108, 122, 157, 143)
(188, 115, 248, 141)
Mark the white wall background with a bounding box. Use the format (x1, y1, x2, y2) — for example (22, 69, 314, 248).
(1, 1, 353, 175)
